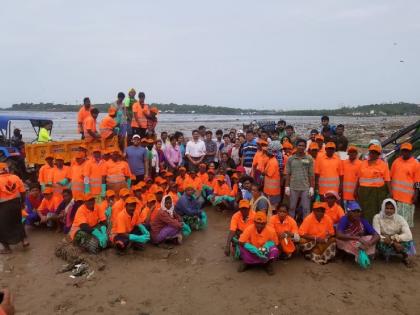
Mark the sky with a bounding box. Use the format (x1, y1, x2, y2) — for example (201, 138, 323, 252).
(0, 0, 419, 110)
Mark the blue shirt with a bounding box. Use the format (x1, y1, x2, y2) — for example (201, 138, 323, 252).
(125, 145, 147, 175)
(337, 215, 377, 235)
(240, 139, 258, 168)
(175, 194, 201, 216)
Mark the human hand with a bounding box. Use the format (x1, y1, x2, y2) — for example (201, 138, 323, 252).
(285, 187, 290, 196)
(308, 187, 314, 197)
(0, 288, 15, 315)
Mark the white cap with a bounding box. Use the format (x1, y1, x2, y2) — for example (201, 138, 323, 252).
(132, 134, 141, 139)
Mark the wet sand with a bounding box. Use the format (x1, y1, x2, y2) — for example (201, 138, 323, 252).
(1, 208, 419, 315)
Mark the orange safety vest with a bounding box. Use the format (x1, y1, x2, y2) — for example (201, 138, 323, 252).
(104, 160, 130, 184)
(341, 159, 361, 201)
(390, 157, 420, 204)
(52, 166, 70, 196)
(316, 154, 342, 195)
(83, 116, 97, 142)
(77, 106, 92, 133)
(263, 157, 281, 196)
(252, 151, 269, 173)
(99, 115, 116, 140)
(358, 159, 390, 188)
(84, 159, 106, 196)
(68, 162, 86, 200)
(131, 102, 149, 128)
(38, 164, 54, 186)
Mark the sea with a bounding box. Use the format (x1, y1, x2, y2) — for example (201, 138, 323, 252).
(0, 110, 417, 143)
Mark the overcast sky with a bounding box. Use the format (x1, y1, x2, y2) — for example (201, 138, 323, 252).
(0, 0, 419, 110)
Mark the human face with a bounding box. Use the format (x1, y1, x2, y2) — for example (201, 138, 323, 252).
(251, 186, 260, 198)
(223, 136, 230, 144)
(221, 153, 228, 162)
(161, 133, 168, 142)
(246, 132, 254, 142)
(348, 210, 361, 222)
(156, 192, 163, 202)
(239, 207, 250, 217)
(277, 206, 288, 220)
(205, 133, 212, 141)
(55, 159, 64, 168)
(156, 141, 162, 150)
(164, 197, 172, 209)
(30, 187, 41, 197)
(84, 98, 91, 107)
(170, 138, 177, 146)
(348, 151, 358, 160)
(325, 195, 336, 207)
(314, 208, 325, 220)
(46, 157, 54, 167)
(277, 122, 286, 130)
(178, 135, 184, 144)
(62, 191, 72, 203)
(322, 119, 329, 127)
(271, 133, 279, 141)
(192, 131, 199, 141)
(126, 203, 136, 216)
(255, 221, 266, 233)
(336, 126, 344, 136)
(243, 180, 251, 190)
(93, 151, 101, 160)
(261, 132, 268, 141)
(310, 132, 317, 141)
(286, 128, 293, 137)
(111, 152, 119, 161)
(309, 149, 318, 159)
(326, 148, 335, 157)
(384, 202, 396, 216)
(296, 142, 306, 154)
(185, 187, 194, 196)
(401, 149, 411, 160)
(85, 199, 95, 210)
(132, 138, 140, 146)
(368, 150, 380, 161)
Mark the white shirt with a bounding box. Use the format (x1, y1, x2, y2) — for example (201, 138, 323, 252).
(185, 139, 206, 158)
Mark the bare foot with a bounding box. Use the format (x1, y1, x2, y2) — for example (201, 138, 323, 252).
(0, 247, 12, 254)
(22, 238, 30, 248)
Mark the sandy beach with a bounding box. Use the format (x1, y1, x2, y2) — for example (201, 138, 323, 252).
(1, 207, 419, 315)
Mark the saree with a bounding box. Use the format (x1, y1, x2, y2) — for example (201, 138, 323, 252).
(299, 237, 336, 264)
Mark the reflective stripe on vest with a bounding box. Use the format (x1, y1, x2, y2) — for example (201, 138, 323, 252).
(392, 180, 414, 189)
(392, 186, 414, 194)
(359, 177, 384, 185)
(107, 174, 125, 184)
(264, 178, 280, 189)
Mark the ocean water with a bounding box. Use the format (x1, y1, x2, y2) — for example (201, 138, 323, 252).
(0, 110, 417, 143)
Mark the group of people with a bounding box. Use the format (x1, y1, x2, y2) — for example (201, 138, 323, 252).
(0, 92, 418, 276)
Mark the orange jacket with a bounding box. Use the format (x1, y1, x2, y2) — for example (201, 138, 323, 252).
(83, 159, 107, 196)
(38, 164, 54, 186)
(0, 173, 25, 202)
(252, 151, 269, 173)
(77, 106, 92, 133)
(263, 156, 281, 196)
(358, 159, 390, 188)
(68, 162, 86, 200)
(341, 159, 361, 201)
(52, 166, 70, 196)
(131, 102, 149, 128)
(104, 160, 131, 184)
(315, 154, 343, 195)
(70, 204, 105, 240)
(99, 115, 116, 140)
(390, 157, 420, 204)
(239, 224, 279, 248)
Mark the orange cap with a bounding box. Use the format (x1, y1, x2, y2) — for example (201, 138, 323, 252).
(258, 139, 268, 146)
(165, 172, 174, 177)
(309, 142, 319, 150)
(325, 142, 336, 149)
(45, 153, 54, 159)
(83, 194, 95, 202)
(119, 188, 130, 197)
(315, 135, 324, 141)
(108, 107, 117, 115)
(313, 201, 327, 210)
(238, 199, 250, 209)
(216, 175, 225, 181)
(75, 151, 85, 159)
(401, 142, 413, 151)
(105, 190, 115, 198)
(154, 187, 164, 193)
(347, 145, 358, 152)
(369, 144, 382, 153)
(147, 194, 157, 203)
(179, 166, 187, 172)
(154, 176, 166, 184)
(79, 143, 88, 150)
(146, 138, 155, 144)
(282, 142, 293, 149)
(207, 169, 215, 174)
(91, 146, 101, 153)
(43, 187, 53, 194)
(141, 138, 148, 143)
(150, 107, 159, 114)
(231, 173, 239, 179)
(0, 162, 8, 169)
(125, 196, 138, 204)
(254, 211, 267, 223)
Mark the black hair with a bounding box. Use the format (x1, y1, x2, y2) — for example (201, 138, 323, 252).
(216, 129, 223, 135)
(337, 124, 344, 128)
(251, 183, 263, 192)
(83, 97, 90, 104)
(285, 125, 294, 130)
(310, 129, 319, 134)
(240, 175, 254, 184)
(223, 134, 230, 138)
(205, 130, 213, 135)
(117, 92, 125, 98)
(277, 120, 286, 125)
(62, 188, 72, 195)
(161, 131, 168, 136)
(192, 129, 199, 134)
(91, 108, 99, 115)
(29, 182, 41, 190)
(321, 115, 329, 121)
(138, 92, 145, 99)
(169, 135, 176, 142)
(198, 125, 206, 131)
(295, 138, 307, 146)
(276, 203, 289, 211)
(246, 130, 254, 135)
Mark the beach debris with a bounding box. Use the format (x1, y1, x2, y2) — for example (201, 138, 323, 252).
(72, 263, 89, 277)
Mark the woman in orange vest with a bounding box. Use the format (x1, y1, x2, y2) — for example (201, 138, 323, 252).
(269, 204, 299, 258)
(38, 154, 55, 192)
(66, 152, 87, 201)
(83, 147, 106, 198)
(99, 107, 118, 140)
(102, 150, 131, 196)
(341, 146, 361, 203)
(263, 148, 281, 208)
(252, 140, 269, 186)
(355, 144, 391, 223)
(52, 155, 69, 197)
(390, 142, 420, 227)
(0, 162, 28, 254)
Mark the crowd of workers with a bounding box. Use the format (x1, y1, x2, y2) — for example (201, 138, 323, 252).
(0, 89, 417, 279)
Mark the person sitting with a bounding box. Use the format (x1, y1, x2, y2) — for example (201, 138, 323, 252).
(373, 198, 416, 267)
(336, 201, 380, 266)
(99, 190, 116, 223)
(112, 197, 150, 253)
(298, 202, 336, 264)
(324, 191, 345, 225)
(36, 187, 63, 229)
(56, 189, 82, 234)
(224, 199, 255, 258)
(150, 195, 183, 246)
(167, 182, 179, 205)
(239, 176, 253, 201)
(210, 175, 235, 210)
(70, 194, 108, 254)
(139, 193, 160, 228)
(175, 186, 207, 230)
(24, 183, 43, 226)
(37, 121, 52, 143)
(250, 183, 272, 218)
(269, 204, 299, 259)
(238, 212, 279, 275)
(110, 188, 131, 231)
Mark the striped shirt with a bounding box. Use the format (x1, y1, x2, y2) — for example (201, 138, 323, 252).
(241, 139, 258, 168)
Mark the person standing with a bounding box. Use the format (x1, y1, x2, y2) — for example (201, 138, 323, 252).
(285, 139, 314, 219)
(164, 135, 182, 172)
(315, 142, 343, 197)
(240, 130, 258, 175)
(263, 148, 281, 208)
(125, 135, 148, 184)
(335, 124, 348, 155)
(83, 108, 100, 142)
(185, 130, 206, 172)
(124, 88, 137, 137)
(356, 144, 391, 223)
(390, 143, 420, 227)
(99, 107, 118, 140)
(83, 147, 106, 197)
(203, 130, 217, 164)
(131, 92, 150, 138)
(0, 163, 28, 254)
(37, 121, 52, 143)
(276, 120, 287, 140)
(111, 92, 127, 147)
(341, 146, 361, 205)
(77, 97, 92, 139)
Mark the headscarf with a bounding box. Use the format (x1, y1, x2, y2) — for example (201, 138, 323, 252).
(380, 198, 398, 221)
(161, 194, 174, 217)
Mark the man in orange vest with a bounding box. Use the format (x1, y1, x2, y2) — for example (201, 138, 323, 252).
(83, 108, 100, 142)
(315, 142, 343, 198)
(263, 148, 281, 209)
(83, 147, 106, 197)
(99, 107, 118, 140)
(67, 152, 87, 201)
(77, 97, 92, 139)
(341, 146, 361, 204)
(131, 92, 150, 138)
(38, 154, 55, 192)
(390, 142, 420, 227)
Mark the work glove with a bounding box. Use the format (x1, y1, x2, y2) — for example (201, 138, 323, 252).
(58, 178, 69, 186)
(309, 187, 314, 197)
(92, 228, 107, 248)
(41, 184, 46, 192)
(105, 206, 112, 218)
(127, 178, 132, 189)
(244, 242, 267, 259)
(129, 233, 150, 244)
(101, 184, 106, 198)
(84, 184, 91, 194)
(285, 187, 290, 196)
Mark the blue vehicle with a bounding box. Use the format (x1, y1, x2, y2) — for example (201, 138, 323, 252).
(0, 115, 53, 178)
